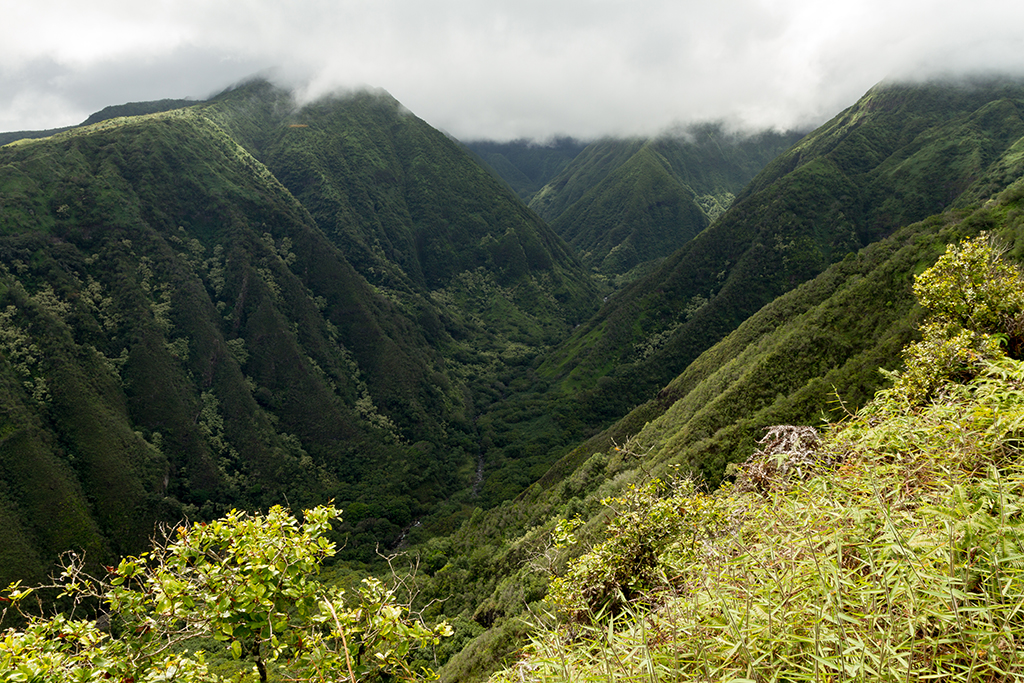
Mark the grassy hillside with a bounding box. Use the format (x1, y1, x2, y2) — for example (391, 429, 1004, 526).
(412, 80, 1024, 679)
(8, 213, 1024, 679)
(491, 227, 1024, 682)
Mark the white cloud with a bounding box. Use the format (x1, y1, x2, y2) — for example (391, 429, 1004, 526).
(3, 0, 1024, 138)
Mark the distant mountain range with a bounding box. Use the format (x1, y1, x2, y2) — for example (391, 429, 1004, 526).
(466, 127, 804, 280)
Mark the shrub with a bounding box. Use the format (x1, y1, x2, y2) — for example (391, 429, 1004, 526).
(547, 475, 730, 623)
(888, 232, 1024, 406)
(1, 505, 451, 682)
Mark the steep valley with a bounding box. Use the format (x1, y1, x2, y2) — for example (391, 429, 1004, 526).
(3, 75, 1024, 682)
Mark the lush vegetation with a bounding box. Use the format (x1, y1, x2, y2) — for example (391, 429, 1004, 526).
(465, 127, 804, 282)
(461, 138, 588, 202)
(457, 79, 1024, 520)
(0, 99, 196, 147)
(529, 126, 805, 279)
(540, 78, 1024, 426)
(491, 231, 1024, 681)
(411, 155, 1024, 681)
(4, 76, 1024, 682)
(1, 504, 451, 682)
(0, 84, 598, 591)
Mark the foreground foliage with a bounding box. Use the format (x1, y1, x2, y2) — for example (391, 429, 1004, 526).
(491, 234, 1024, 681)
(1, 505, 450, 682)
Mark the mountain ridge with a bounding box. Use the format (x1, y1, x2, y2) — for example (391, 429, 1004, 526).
(479, 126, 806, 280)
(5, 76, 1024, 683)
(539, 78, 1024, 423)
(0, 85, 598, 588)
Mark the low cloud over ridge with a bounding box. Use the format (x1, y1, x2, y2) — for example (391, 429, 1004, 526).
(3, 0, 1024, 139)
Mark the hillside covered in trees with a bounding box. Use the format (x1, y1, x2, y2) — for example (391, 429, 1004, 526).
(0, 80, 599, 589)
(4, 75, 1024, 681)
(467, 127, 804, 282)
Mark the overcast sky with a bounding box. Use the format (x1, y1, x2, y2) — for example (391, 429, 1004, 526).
(3, 0, 1024, 141)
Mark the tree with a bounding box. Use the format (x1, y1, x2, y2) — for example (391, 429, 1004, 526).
(1, 504, 450, 682)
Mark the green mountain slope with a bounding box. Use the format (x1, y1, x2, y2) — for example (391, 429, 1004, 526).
(0, 83, 598, 589)
(403, 81, 1024, 679)
(424, 169, 1024, 683)
(392, 78, 1024, 514)
(490, 226, 1024, 682)
(0, 99, 199, 147)
(549, 142, 710, 276)
(541, 78, 1024, 425)
(8, 76, 1024, 680)
(201, 81, 598, 347)
(526, 127, 804, 278)
(0, 108, 453, 585)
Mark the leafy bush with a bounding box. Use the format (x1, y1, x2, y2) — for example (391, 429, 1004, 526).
(1, 505, 450, 682)
(547, 472, 731, 623)
(889, 232, 1024, 405)
(495, 360, 1024, 682)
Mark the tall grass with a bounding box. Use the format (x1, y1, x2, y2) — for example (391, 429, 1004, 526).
(492, 356, 1024, 682)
